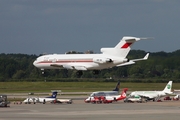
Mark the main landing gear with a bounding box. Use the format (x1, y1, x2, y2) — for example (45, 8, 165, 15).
(76, 71, 83, 78)
(76, 70, 101, 77)
(92, 70, 100, 75)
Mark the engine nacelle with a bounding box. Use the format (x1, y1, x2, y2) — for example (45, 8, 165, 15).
(93, 58, 112, 64)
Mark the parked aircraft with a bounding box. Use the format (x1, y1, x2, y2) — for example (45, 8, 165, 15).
(129, 81, 173, 101)
(33, 36, 150, 76)
(84, 81, 128, 103)
(23, 91, 58, 104)
(84, 80, 120, 103)
(85, 88, 128, 103)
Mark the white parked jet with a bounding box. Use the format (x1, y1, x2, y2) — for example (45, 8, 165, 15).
(23, 91, 58, 104)
(33, 36, 150, 76)
(84, 81, 121, 103)
(129, 81, 173, 101)
(85, 88, 128, 103)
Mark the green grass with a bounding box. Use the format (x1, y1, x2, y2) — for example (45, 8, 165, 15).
(0, 82, 179, 93)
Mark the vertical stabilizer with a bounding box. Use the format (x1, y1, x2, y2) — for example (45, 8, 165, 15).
(113, 81, 120, 91)
(101, 36, 144, 58)
(46, 91, 58, 98)
(121, 88, 128, 97)
(163, 81, 172, 93)
(116, 88, 128, 100)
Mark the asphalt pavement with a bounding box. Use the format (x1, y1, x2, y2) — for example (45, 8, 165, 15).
(1, 97, 180, 120)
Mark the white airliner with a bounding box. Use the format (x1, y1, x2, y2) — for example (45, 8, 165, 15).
(33, 36, 150, 76)
(23, 91, 58, 104)
(85, 88, 128, 103)
(84, 81, 120, 103)
(84, 81, 128, 103)
(129, 81, 173, 101)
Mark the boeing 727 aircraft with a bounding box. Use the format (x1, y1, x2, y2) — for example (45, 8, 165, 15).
(33, 36, 150, 76)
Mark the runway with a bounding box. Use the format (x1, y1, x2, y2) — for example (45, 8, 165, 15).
(1, 100, 180, 120)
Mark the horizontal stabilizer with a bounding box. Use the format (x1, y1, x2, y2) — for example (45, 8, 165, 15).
(116, 53, 149, 67)
(131, 53, 149, 62)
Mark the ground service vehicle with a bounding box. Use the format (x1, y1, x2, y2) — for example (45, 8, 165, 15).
(124, 95, 147, 103)
(164, 96, 171, 100)
(0, 95, 10, 107)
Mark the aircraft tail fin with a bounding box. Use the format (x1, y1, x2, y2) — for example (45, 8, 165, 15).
(112, 80, 120, 91)
(46, 91, 58, 98)
(121, 88, 128, 96)
(163, 81, 173, 94)
(101, 36, 150, 58)
(116, 88, 128, 100)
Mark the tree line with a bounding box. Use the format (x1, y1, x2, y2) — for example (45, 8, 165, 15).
(0, 49, 180, 82)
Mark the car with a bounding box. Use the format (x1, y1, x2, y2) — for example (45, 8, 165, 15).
(173, 95, 179, 101)
(164, 96, 171, 100)
(124, 95, 146, 103)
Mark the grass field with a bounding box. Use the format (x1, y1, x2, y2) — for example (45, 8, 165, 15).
(0, 81, 179, 93)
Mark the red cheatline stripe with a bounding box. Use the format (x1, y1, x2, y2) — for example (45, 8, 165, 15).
(38, 60, 93, 64)
(121, 43, 132, 48)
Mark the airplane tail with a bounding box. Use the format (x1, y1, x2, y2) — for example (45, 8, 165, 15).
(121, 88, 128, 97)
(163, 81, 173, 94)
(116, 88, 128, 100)
(112, 80, 120, 91)
(46, 91, 58, 98)
(101, 36, 149, 58)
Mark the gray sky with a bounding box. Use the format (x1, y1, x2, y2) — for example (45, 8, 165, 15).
(0, 0, 180, 55)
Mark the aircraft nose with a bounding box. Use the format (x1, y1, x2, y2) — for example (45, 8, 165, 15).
(33, 60, 37, 67)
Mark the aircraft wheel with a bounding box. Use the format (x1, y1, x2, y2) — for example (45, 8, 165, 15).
(76, 71, 83, 77)
(43, 99, 46, 104)
(92, 70, 100, 75)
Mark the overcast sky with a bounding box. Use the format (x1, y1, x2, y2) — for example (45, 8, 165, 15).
(0, 0, 180, 55)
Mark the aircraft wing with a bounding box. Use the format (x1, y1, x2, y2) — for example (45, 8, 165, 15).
(116, 53, 149, 67)
(50, 64, 87, 70)
(138, 94, 155, 99)
(165, 92, 173, 95)
(137, 92, 158, 99)
(173, 90, 180, 95)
